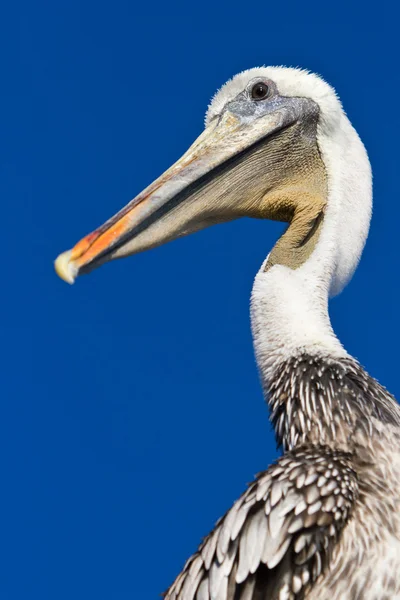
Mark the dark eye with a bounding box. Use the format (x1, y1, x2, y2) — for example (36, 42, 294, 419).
(251, 82, 269, 100)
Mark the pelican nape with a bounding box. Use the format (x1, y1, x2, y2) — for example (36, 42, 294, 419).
(55, 67, 400, 599)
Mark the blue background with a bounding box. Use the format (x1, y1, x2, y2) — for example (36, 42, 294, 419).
(3, 2, 399, 598)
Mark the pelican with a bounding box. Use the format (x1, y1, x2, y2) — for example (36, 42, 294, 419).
(55, 67, 400, 599)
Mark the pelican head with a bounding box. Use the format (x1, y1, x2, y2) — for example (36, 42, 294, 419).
(55, 67, 371, 294)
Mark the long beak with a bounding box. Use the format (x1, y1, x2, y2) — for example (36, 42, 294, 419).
(55, 107, 291, 284)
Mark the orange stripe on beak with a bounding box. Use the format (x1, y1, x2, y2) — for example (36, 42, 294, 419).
(55, 198, 149, 283)
(70, 210, 136, 268)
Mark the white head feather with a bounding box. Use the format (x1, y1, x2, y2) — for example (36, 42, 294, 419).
(207, 67, 372, 297)
(206, 67, 372, 373)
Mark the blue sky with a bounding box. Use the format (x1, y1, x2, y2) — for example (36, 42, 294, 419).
(3, 1, 400, 598)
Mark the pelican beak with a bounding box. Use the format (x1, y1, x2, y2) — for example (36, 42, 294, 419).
(55, 94, 316, 283)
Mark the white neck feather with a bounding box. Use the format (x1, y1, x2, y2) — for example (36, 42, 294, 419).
(251, 112, 372, 382)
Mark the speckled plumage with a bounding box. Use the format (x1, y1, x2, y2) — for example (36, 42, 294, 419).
(267, 355, 400, 451)
(164, 355, 400, 600)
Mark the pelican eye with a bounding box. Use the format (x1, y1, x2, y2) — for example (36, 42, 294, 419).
(251, 82, 269, 100)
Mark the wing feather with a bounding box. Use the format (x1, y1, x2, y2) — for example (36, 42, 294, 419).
(164, 446, 358, 600)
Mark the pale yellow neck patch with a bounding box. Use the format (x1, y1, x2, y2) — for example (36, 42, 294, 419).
(259, 126, 328, 271)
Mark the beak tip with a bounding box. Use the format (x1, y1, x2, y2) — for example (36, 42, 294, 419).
(54, 250, 77, 284)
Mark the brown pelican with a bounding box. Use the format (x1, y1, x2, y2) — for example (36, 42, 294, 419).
(55, 67, 400, 599)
